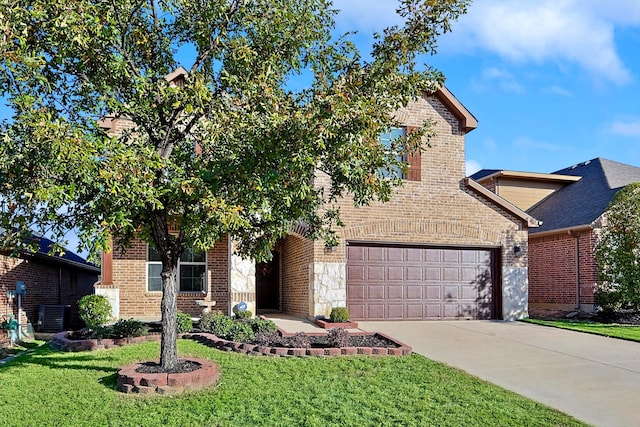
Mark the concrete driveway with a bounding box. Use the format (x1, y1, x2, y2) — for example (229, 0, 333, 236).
(358, 320, 640, 427)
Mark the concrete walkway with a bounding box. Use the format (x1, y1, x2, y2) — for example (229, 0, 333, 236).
(357, 320, 640, 427)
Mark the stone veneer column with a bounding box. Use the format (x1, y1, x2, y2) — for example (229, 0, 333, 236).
(310, 262, 346, 318)
(230, 255, 256, 315)
(502, 267, 528, 321)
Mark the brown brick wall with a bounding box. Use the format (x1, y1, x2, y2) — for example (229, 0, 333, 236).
(0, 253, 97, 330)
(104, 236, 230, 319)
(529, 230, 597, 308)
(313, 92, 528, 265)
(280, 235, 313, 317)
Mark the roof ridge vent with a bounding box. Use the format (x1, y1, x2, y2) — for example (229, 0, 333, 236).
(571, 164, 577, 169)
(584, 160, 591, 165)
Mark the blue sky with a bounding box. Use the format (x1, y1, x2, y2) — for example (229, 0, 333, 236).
(333, 0, 640, 175)
(8, 1, 640, 256)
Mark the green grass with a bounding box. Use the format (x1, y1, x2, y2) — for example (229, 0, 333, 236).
(525, 318, 640, 342)
(0, 340, 585, 427)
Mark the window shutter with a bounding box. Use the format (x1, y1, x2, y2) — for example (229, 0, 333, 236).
(406, 126, 421, 181)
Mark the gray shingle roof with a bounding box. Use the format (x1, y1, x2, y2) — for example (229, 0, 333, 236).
(528, 158, 640, 234)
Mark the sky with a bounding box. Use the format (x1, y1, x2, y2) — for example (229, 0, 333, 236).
(7, 0, 640, 257)
(332, 0, 640, 175)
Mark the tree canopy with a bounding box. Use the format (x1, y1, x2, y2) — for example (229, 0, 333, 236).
(0, 0, 470, 369)
(595, 182, 640, 311)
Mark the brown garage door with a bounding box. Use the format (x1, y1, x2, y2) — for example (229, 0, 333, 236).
(347, 244, 495, 320)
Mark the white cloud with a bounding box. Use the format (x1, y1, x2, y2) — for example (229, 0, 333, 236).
(466, 159, 482, 176)
(607, 119, 640, 137)
(544, 85, 573, 97)
(441, 0, 636, 85)
(471, 67, 524, 93)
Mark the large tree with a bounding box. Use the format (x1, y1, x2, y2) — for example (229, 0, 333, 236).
(595, 182, 640, 311)
(0, 0, 469, 369)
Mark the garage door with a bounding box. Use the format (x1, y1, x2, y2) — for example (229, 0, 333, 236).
(347, 244, 494, 320)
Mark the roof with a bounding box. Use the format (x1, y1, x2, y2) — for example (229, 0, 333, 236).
(434, 86, 478, 134)
(471, 170, 581, 184)
(464, 178, 541, 228)
(1, 231, 100, 273)
(528, 158, 640, 234)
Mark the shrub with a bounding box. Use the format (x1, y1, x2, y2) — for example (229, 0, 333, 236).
(78, 295, 112, 330)
(228, 322, 254, 342)
(247, 318, 278, 335)
(329, 307, 350, 323)
(176, 311, 193, 334)
(234, 310, 252, 320)
(110, 318, 149, 338)
(290, 332, 311, 348)
(252, 330, 281, 346)
(200, 310, 234, 338)
(327, 327, 350, 347)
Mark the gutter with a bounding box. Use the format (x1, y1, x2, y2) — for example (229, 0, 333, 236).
(529, 224, 592, 239)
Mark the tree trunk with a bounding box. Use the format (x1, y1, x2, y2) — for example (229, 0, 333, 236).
(160, 258, 179, 371)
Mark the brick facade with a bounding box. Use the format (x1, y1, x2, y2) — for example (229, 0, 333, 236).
(280, 234, 313, 317)
(529, 229, 597, 311)
(1, 252, 98, 336)
(99, 236, 229, 319)
(290, 92, 529, 320)
(101, 88, 531, 321)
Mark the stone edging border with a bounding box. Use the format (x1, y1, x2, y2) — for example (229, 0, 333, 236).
(50, 332, 161, 352)
(185, 332, 412, 356)
(50, 330, 412, 356)
(117, 358, 219, 395)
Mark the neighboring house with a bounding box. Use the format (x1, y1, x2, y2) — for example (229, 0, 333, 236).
(97, 77, 539, 322)
(471, 158, 640, 313)
(1, 235, 100, 343)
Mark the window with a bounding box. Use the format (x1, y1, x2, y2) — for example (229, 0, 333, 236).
(379, 127, 407, 179)
(147, 246, 206, 292)
(379, 126, 421, 182)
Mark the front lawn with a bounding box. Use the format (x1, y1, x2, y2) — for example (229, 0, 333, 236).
(0, 340, 584, 426)
(525, 318, 640, 342)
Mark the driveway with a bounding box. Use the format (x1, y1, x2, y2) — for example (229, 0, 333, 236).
(358, 320, 640, 427)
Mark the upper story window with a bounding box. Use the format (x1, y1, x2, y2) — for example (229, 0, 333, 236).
(147, 246, 207, 292)
(379, 126, 421, 181)
(379, 127, 408, 179)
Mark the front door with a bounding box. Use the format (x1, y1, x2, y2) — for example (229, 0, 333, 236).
(256, 251, 279, 312)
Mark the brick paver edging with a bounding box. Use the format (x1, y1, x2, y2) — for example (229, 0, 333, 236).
(117, 358, 220, 395)
(185, 332, 412, 356)
(50, 331, 161, 352)
(50, 330, 412, 356)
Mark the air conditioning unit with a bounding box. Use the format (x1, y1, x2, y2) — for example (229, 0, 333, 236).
(38, 305, 70, 332)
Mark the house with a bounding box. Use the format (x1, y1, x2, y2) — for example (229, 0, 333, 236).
(1, 235, 100, 343)
(97, 81, 539, 322)
(471, 158, 640, 313)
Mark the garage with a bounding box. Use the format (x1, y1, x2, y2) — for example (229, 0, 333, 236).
(346, 244, 497, 320)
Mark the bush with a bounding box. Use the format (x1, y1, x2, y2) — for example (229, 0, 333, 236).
(247, 318, 278, 335)
(329, 307, 350, 323)
(234, 310, 252, 320)
(327, 327, 350, 347)
(290, 332, 311, 348)
(228, 322, 254, 342)
(78, 295, 112, 330)
(176, 311, 193, 334)
(200, 310, 234, 337)
(110, 318, 149, 338)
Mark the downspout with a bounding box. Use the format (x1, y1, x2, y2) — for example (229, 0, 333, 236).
(569, 231, 580, 311)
